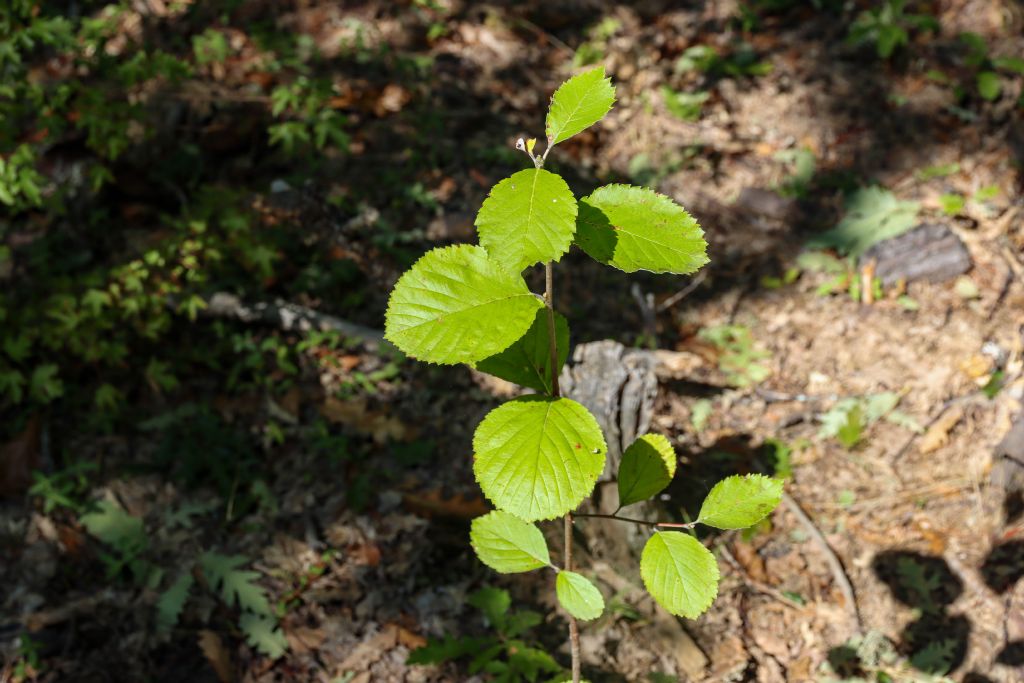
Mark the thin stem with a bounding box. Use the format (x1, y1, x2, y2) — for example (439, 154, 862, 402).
(544, 263, 560, 397)
(573, 511, 698, 529)
(564, 513, 580, 682)
(546, 261, 578, 683)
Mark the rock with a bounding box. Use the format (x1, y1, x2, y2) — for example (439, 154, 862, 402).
(859, 223, 971, 285)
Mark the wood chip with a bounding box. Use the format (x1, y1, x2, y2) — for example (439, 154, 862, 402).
(919, 405, 965, 454)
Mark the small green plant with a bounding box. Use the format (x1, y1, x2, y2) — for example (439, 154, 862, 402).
(383, 68, 783, 680)
(409, 587, 563, 682)
(572, 17, 621, 68)
(818, 392, 920, 449)
(674, 43, 772, 78)
(661, 86, 709, 121)
(847, 0, 938, 59)
(808, 187, 920, 257)
(959, 32, 1024, 105)
(699, 324, 772, 387)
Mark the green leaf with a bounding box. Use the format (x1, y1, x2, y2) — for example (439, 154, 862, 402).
(690, 399, 712, 432)
(555, 571, 605, 621)
(470, 510, 551, 572)
(468, 587, 511, 626)
(473, 396, 606, 521)
(697, 474, 783, 530)
(475, 169, 578, 272)
(239, 613, 288, 659)
(545, 66, 616, 146)
(977, 71, 1001, 101)
(199, 552, 272, 615)
(807, 187, 920, 257)
(29, 363, 63, 403)
(384, 245, 543, 365)
(640, 531, 719, 619)
(81, 500, 147, 555)
(939, 193, 965, 216)
(156, 573, 194, 635)
(408, 636, 492, 665)
(618, 433, 677, 507)
(474, 308, 569, 394)
(507, 646, 562, 678)
(662, 87, 709, 121)
(994, 56, 1024, 75)
(837, 405, 864, 448)
(575, 184, 708, 275)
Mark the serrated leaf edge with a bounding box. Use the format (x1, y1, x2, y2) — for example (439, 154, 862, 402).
(697, 473, 783, 529)
(383, 244, 541, 366)
(545, 66, 617, 146)
(577, 184, 710, 275)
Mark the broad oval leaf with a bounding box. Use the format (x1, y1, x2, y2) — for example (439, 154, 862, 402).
(617, 433, 677, 507)
(476, 169, 578, 272)
(545, 67, 616, 146)
(470, 510, 551, 573)
(384, 245, 543, 365)
(555, 571, 605, 621)
(697, 474, 783, 530)
(474, 308, 569, 394)
(474, 396, 606, 521)
(640, 531, 719, 619)
(575, 184, 709, 275)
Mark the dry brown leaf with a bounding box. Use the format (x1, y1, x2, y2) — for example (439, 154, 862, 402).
(919, 405, 964, 454)
(374, 84, 410, 117)
(198, 629, 234, 683)
(402, 489, 489, 521)
(731, 540, 769, 583)
(0, 416, 40, 498)
(397, 626, 427, 650)
(349, 541, 381, 567)
(320, 396, 406, 444)
(338, 624, 398, 672)
(286, 625, 326, 656)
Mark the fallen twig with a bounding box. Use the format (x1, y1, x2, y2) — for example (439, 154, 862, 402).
(657, 270, 708, 312)
(202, 292, 384, 347)
(782, 492, 863, 633)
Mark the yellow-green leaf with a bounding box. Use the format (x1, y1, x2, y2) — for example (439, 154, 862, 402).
(545, 67, 616, 146)
(575, 184, 708, 275)
(617, 433, 676, 507)
(640, 531, 719, 619)
(384, 245, 543, 365)
(473, 396, 606, 521)
(470, 510, 551, 573)
(555, 571, 605, 621)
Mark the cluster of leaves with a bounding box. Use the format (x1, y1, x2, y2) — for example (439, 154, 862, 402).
(383, 68, 783, 637)
(847, 0, 938, 59)
(954, 32, 1024, 105)
(0, 2, 368, 441)
(809, 187, 921, 258)
(822, 630, 956, 683)
(408, 587, 562, 683)
(269, 76, 350, 155)
(698, 325, 772, 387)
(79, 497, 287, 658)
(818, 392, 920, 449)
(659, 42, 772, 124)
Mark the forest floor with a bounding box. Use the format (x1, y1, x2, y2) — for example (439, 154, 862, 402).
(2, 1, 1024, 682)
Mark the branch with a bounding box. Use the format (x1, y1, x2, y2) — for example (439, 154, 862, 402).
(573, 512, 697, 530)
(201, 292, 384, 347)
